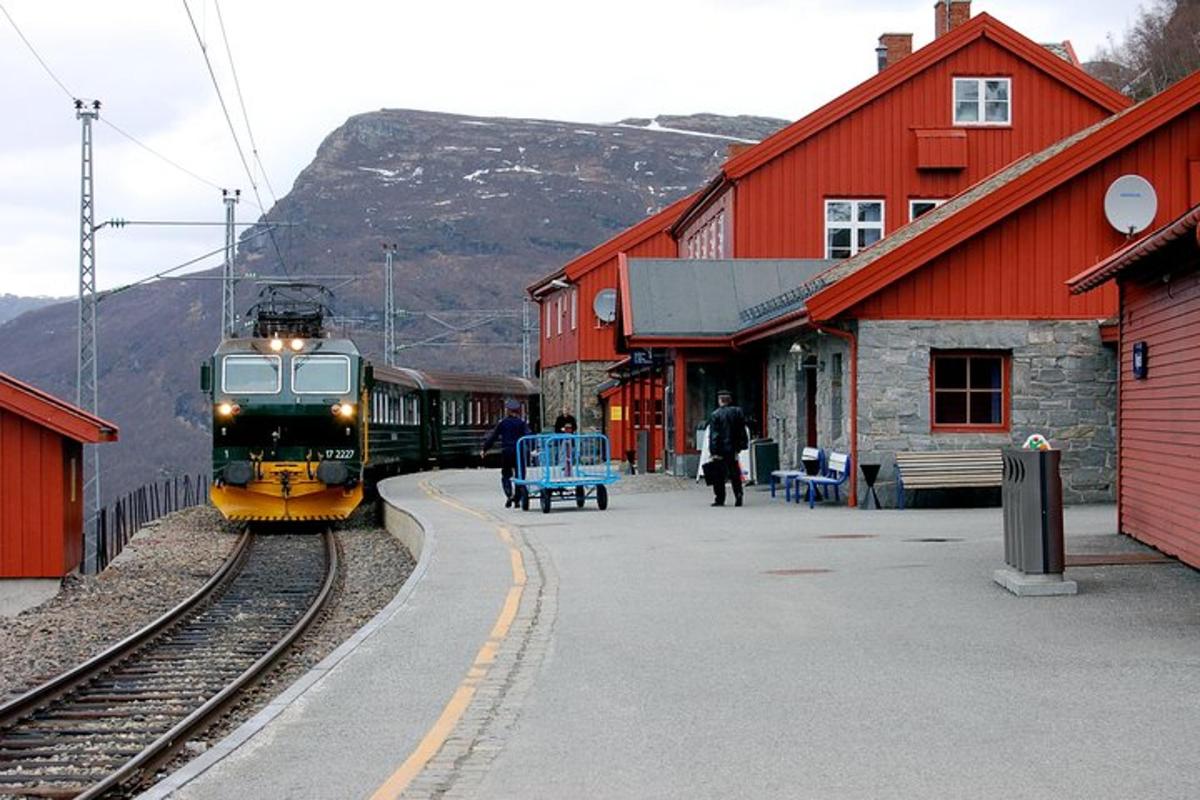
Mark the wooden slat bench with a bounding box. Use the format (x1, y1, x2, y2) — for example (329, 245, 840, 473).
(894, 449, 1003, 509)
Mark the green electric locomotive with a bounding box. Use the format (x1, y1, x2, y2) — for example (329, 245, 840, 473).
(200, 284, 538, 522)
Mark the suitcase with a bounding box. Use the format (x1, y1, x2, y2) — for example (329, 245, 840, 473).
(701, 458, 726, 487)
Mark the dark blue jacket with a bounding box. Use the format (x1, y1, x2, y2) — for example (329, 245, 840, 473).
(483, 416, 532, 453)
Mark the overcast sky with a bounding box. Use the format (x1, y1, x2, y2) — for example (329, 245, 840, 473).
(0, 0, 1139, 297)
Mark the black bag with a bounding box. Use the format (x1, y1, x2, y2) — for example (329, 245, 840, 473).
(701, 458, 726, 487)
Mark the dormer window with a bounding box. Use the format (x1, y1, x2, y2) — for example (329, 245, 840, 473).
(953, 78, 1010, 125)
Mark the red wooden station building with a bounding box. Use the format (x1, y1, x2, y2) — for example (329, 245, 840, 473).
(530, 2, 1135, 488)
(0, 372, 118, 578)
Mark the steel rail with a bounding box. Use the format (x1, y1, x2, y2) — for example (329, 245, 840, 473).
(0, 529, 252, 731)
(78, 529, 339, 799)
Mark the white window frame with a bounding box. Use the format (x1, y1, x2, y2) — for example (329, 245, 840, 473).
(556, 296, 564, 335)
(545, 302, 551, 339)
(291, 354, 351, 395)
(909, 199, 947, 221)
(824, 199, 885, 260)
(570, 288, 577, 331)
(222, 354, 282, 394)
(953, 77, 1011, 126)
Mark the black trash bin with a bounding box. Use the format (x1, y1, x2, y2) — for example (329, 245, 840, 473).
(996, 448, 1076, 595)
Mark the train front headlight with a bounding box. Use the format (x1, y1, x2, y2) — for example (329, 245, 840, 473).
(332, 402, 356, 418)
(216, 402, 240, 417)
(269, 337, 284, 352)
(290, 338, 305, 351)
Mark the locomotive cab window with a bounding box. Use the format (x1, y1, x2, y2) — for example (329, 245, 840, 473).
(222, 355, 282, 394)
(292, 355, 351, 394)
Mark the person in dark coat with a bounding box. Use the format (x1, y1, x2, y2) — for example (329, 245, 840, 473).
(553, 406, 577, 433)
(707, 389, 748, 507)
(481, 399, 533, 507)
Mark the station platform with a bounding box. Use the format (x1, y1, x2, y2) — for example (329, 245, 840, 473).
(148, 470, 1200, 800)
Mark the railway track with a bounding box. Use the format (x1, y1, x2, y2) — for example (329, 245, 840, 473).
(0, 530, 337, 799)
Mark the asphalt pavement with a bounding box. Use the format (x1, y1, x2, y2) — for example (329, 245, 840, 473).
(155, 470, 1200, 799)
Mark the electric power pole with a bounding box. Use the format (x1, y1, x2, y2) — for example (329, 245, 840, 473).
(75, 99, 101, 572)
(221, 189, 240, 339)
(384, 244, 397, 367)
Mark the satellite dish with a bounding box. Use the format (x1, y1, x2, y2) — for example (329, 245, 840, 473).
(593, 289, 617, 323)
(1104, 174, 1158, 235)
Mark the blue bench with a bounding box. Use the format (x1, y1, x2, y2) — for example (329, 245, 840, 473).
(797, 451, 852, 509)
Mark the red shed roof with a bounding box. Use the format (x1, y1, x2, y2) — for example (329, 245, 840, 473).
(1068, 203, 1200, 293)
(672, 13, 1131, 235)
(0, 372, 119, 444)
(527, 192, 699, 296)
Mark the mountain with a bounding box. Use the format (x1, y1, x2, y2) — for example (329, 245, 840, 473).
(0, 294, 67, 326)
(0, 110, 787, 505)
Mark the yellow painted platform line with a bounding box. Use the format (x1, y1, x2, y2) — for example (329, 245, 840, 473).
(370, 480, 526, 800)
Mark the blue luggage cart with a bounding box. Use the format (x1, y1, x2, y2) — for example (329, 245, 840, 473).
(512, 433, 618, 513)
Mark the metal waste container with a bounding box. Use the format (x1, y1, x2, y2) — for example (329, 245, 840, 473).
(1001, 448, 1065, 574)
(749, 439, 779, 486)
(635, 429, 650, 474)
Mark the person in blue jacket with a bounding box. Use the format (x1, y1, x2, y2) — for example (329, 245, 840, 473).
(481, 399, 533, 507)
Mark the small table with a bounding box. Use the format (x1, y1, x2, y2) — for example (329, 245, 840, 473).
(860, 463, 882, 509)
(800, 458, 823, 503)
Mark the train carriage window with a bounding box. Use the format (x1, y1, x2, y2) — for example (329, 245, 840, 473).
(292, 355, 351, 394)
(467, 400, 474, 425)
(222, 355, 282, 394)
(408, 394, 420, 425)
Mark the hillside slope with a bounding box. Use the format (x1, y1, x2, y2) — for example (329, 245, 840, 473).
(0, 110, 786, 503)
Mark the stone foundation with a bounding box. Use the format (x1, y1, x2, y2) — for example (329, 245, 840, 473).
(764, 320, 1117, 506)
(539, 361, 613, 433)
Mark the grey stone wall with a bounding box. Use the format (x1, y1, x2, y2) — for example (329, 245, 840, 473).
(856, 320, 1116, 506)
(763, 320, 1117, 505)
(764, 333, 851, 468)
(539, 361, 612, 432)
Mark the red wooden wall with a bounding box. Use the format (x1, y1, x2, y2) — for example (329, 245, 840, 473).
(1118, 259, 1200, 566)
(730, 38, 1118, 259)
(0, 410, 82, 578)
(541, 226, 679, 368)
(850, 106, 1200, 319)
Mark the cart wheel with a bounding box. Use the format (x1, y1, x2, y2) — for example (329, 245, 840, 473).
(519, 487, 530, 511)
(540, 490, 552, 514)
(596, 484, 608, 510)
(575, 486, 586, 508)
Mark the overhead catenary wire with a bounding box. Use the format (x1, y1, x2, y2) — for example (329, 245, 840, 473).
(0, 1, 235, 198)
(0, 1, 73, 99)
(181, 0, 290, 274)
(101, 224, 281, 299)
(214, 0, 278, 204)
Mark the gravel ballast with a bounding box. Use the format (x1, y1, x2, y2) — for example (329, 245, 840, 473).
(0, 501, 416, 797)
(0, 507, 239, 704)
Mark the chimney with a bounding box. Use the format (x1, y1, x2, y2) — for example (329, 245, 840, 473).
(727, 142, 753, 159)
(877, 33, 914, 71)
(934, 0, 971, 38)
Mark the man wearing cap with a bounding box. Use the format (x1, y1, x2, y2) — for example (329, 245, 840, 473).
(706, 389, 748, 507)
(481, 399, 533, 507)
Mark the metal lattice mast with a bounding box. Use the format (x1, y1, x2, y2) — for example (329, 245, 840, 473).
(384, 244, 397, 366)
(221, 189, 240, 339)
(75, 99, 101, 571)
(521, 297, 531, 378)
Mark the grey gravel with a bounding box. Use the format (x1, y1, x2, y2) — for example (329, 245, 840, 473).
(0, 507, 239, 704)
(146, 503, 414, 790)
